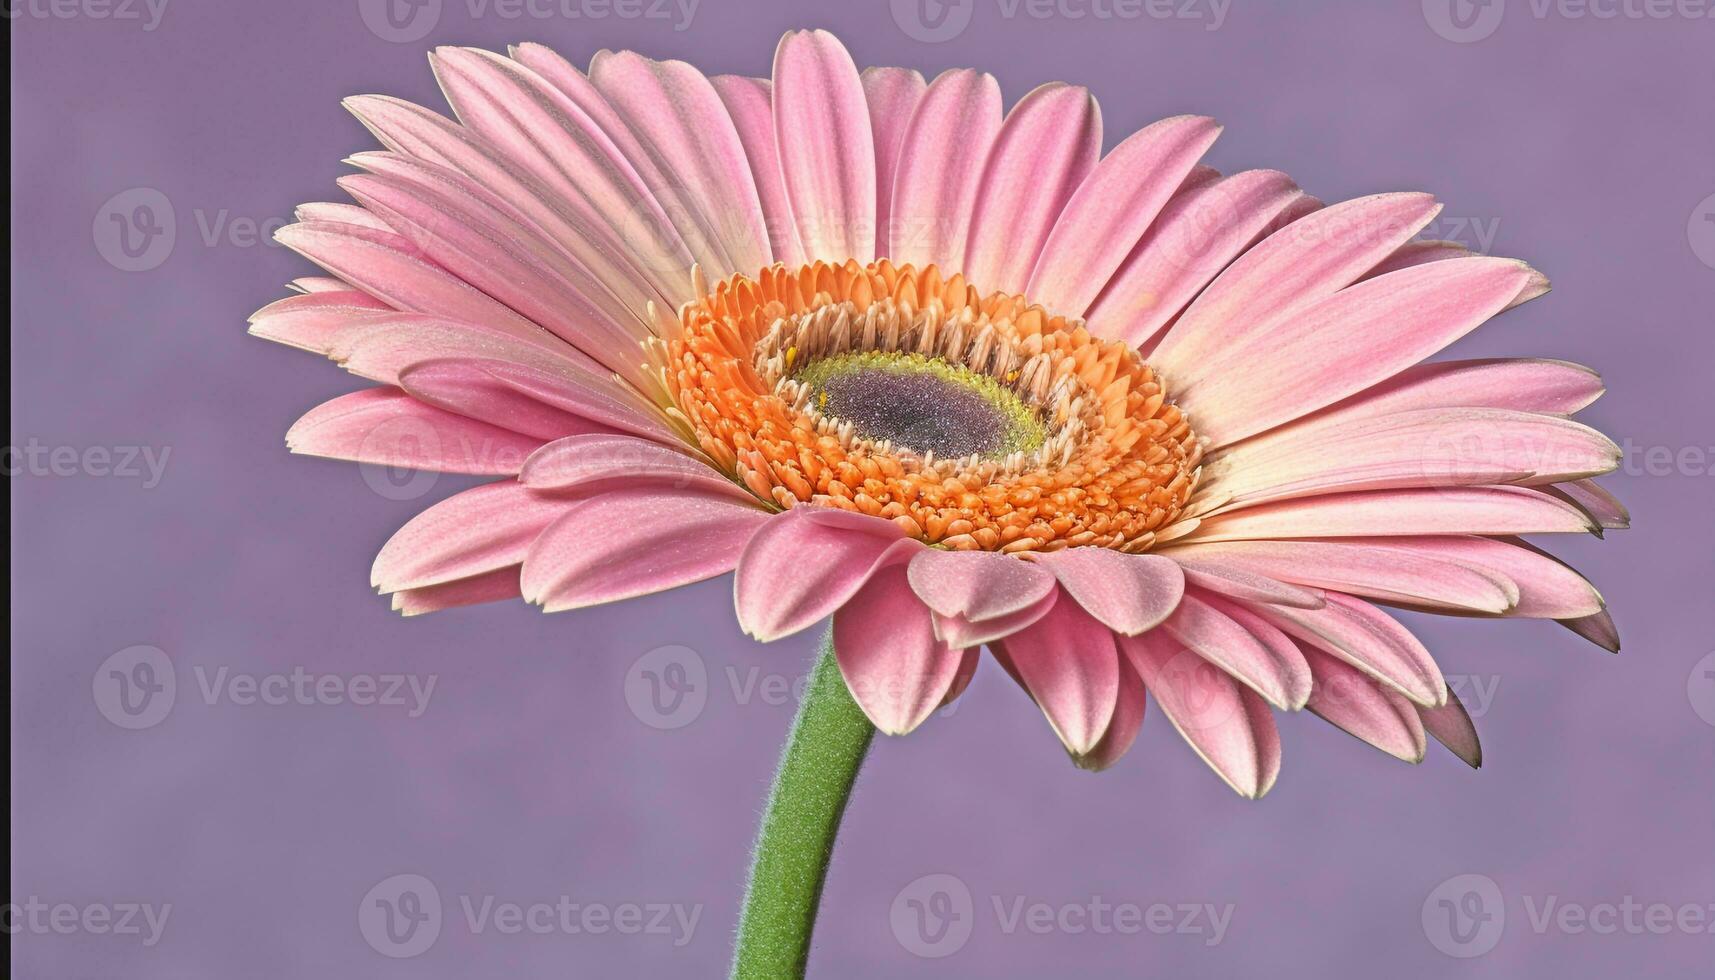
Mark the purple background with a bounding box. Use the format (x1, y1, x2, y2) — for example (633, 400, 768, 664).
(11, 1, 1715, 976)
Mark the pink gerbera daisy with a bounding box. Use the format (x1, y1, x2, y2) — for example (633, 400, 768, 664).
(254, 29, 1625, 789)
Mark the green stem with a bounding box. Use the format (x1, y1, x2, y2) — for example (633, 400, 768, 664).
(731, 628, 876, 979)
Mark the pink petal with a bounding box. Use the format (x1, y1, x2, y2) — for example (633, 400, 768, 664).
(772, 30, 875, 263)
(993, 598, 1121, 756)
(426, 48, 704, 289)
(1276, 359, 1606, 433)
(338, 160, 651, 385)
(860, 66, 927, 250)
(1086, 169, 1305, 348)
(355, 78, 686, 307)
(1153, 192, 1442, 378)
(962, 83, 1102, 294)
(833, 564, 964, 735)
(458, 356, 679, 443)
(1181, 257, 1543, 446)
(329, 314, 572, 387)
(932, 589, 1059, 649)
(710, 75, 803, 267)
(521, 488, 769, 612)
(1032, 548, 1186, 635)
(1121, 629, 1282, 797)
(392, 566, 522, 616)
(289, 387, 544, 474)
(507, 44, 706, 285)
(1559, 608, 1621, 653)
(274, 220, 537, 336)
(1548, 478, 1629, 530)
(1073, 656, 1149, 772)
(396, 359, 664, 444)
(287, 276, 356, 293)
(887, 68, 1002, 268)
(1186, 486, 1597, 542)
(906, 549, 1057, 622)
(372, 481, 573, 592)
(734, 507, 917, 642)
(1165, 556, 1325, 609)
(1365, 238, 1550, 309)
(1205, 408, 1619, 508)
(1159, 590, 1313, 709)
(1330, 536, 1605, 619)
(1245, 593, 1447, 708)
(1301, 643, 1427, 763)
(248, 289, 392, 355)
(295, 202, 392, 231)
(587, 48, 772, 276)
(1419, 688, 1483, 768)
(942, 648, 982, 707)
(1164, 539, 1519, 614)
(518, 433, 750, 502)
(1028, 115, 1221, 316)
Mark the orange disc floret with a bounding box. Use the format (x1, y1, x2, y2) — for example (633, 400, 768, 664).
(665, 260, 1202, 553)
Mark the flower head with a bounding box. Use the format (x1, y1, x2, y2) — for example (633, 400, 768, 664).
(254, 30, 1625, 795)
